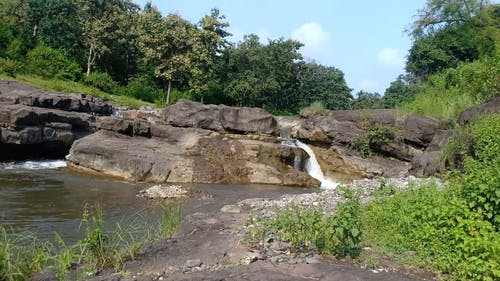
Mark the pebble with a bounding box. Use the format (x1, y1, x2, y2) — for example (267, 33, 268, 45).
(221, 204, 241, 214)
(185, 259, 202, 268)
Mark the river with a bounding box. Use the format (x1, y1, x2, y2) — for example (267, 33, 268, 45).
(0, 159, 313, 243)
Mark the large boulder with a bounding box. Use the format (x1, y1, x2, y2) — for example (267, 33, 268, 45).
(67, 128, 320, 187)
(402, 115, 439, 147)
(329, 109, 396, 126)
(411, 130, 454, 176)
(458, 97, 500, 125)
(0, 79, 112, 115)
(0, 79, 112, 160)
(162, 99, 277, 135)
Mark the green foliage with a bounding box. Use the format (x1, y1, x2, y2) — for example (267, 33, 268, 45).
(247, 186, 362, 258)
(83, 71, 119, 94)
(382, 75, 415, 108)
(449, 114, 500, 228)
(350, 91, 383, 110)
(0, 224, 50, 281)
(351, 123, 401, 157)
(0, 57, 21, 77)
(25, 44, 81, 81)
(401, 54, 500, 119)
(362, 183, 500, 281)
(157, 203, 182, 238)
(123, 75, 163, 103)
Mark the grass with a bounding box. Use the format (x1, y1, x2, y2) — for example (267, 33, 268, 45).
(0, 204, 182, 281)
(0, 74, 154, 109)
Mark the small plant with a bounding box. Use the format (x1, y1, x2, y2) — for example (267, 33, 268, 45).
(351, 123, 401, 157)
(83, 71, 120, 94)
(157, 203, 182, 238)
(246, 186, 362, 258)
(372, 178, 396, 197)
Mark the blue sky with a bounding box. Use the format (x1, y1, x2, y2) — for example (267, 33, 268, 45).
(134, 0, 427, 96)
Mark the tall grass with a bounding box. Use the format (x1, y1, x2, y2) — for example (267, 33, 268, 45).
(401, 54, 499, 120)
(0, 203, 182, 281)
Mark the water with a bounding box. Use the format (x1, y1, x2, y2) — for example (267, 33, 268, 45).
(283, 139, 339, 189)
(0, 159, 313, 243)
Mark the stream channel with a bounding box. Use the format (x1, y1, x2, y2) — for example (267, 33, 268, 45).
(0, 159, 314, 243)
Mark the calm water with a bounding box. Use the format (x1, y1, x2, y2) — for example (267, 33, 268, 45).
(0, 160, 313, 243)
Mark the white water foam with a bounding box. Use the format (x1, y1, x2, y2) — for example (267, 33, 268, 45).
(0, 160, 67, 170)
(282, 139, 338, 189)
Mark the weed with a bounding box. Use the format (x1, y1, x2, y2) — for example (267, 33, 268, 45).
(157, 203, 182, 238)
(351, 124, 402, 157)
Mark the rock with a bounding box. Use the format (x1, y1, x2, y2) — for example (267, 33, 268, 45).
(0, 79, 112, 115)
(184, 259, 202, 268)
(162, 99, 277, 135)
(221, 204, 241, 214)
(458, 97, 500, 125)
(411, 130, 455, 176)
(137, 185, 189, 199)
(329, 109, 396, 126)
(403, 115, 439, 147)
(67, 129, 318, 187)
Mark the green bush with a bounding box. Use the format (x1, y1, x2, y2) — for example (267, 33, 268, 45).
(83, 71, 120, 94)
(401, 55, 500, 119)
(450, 114, 500, 228)
(26, 44, 81, 81)
(123, 75, 163, 103)
(247, 186, 362, 258)
(350, 123, 401, 157)
(0, 58, 21, 77)
(362, 184, 499, 281)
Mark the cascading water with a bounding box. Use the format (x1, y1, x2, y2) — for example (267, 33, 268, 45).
(282, 139, 338, 189)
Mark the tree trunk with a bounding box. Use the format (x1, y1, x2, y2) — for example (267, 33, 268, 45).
(166, 80, 172, 106)
(86, 45, 96, 76)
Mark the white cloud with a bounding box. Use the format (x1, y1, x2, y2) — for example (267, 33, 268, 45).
(377, 48, 405, 68)
(291, 22, 331, 59)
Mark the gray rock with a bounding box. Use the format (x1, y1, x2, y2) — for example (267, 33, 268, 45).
(184, 259, 202, 268)
(458, 97, 500, 125)
(221, 204, 241, 214)
(403, 115, 438, 147)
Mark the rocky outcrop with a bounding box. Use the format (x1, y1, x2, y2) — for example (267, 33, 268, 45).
(67, 126, 319, 187)
(162, 99, 277, 135)
(457, 97, 500, 125)
(0, 80, 112, 159)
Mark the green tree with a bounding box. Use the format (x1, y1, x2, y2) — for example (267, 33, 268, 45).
(138, 6, 195, 105)
(297, 62, 352, 110)
(189, 8, 230, 103)
(350, 91, 383, 109)
(382, 74, 415, 108)
(406, 0, 498, 80)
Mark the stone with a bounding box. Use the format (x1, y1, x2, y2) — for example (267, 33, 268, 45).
(411, 130, 455, 176)
(220, 204, 241, 214)
(458, 97, 500, 125)
(329, 109, 396, 126)
(137, 185, 189, 199)
(162, 99, 277, 135)
(184, 259, 202, 268)
(403, 115, 439, 147)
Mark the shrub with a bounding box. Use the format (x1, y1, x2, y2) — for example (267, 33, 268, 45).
(362, 183, 500, 281)
(122, 75, 162, 103)
(83, 72, 119, 94)
(350, 123, 401, 157)
(0, 58, 21, 77)
(25, 44, 81, 81)
(246, 186, 362, 258)
(401, 55, 500, 119)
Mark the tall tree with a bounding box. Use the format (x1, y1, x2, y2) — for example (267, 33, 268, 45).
(189, 8, 230, 102)
(382, 74, 415, 108)
(138, 7, 194, 105)
(350, 91, 383, 109)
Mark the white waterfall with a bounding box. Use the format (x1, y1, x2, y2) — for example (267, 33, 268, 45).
(282, 139, 339, 189)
